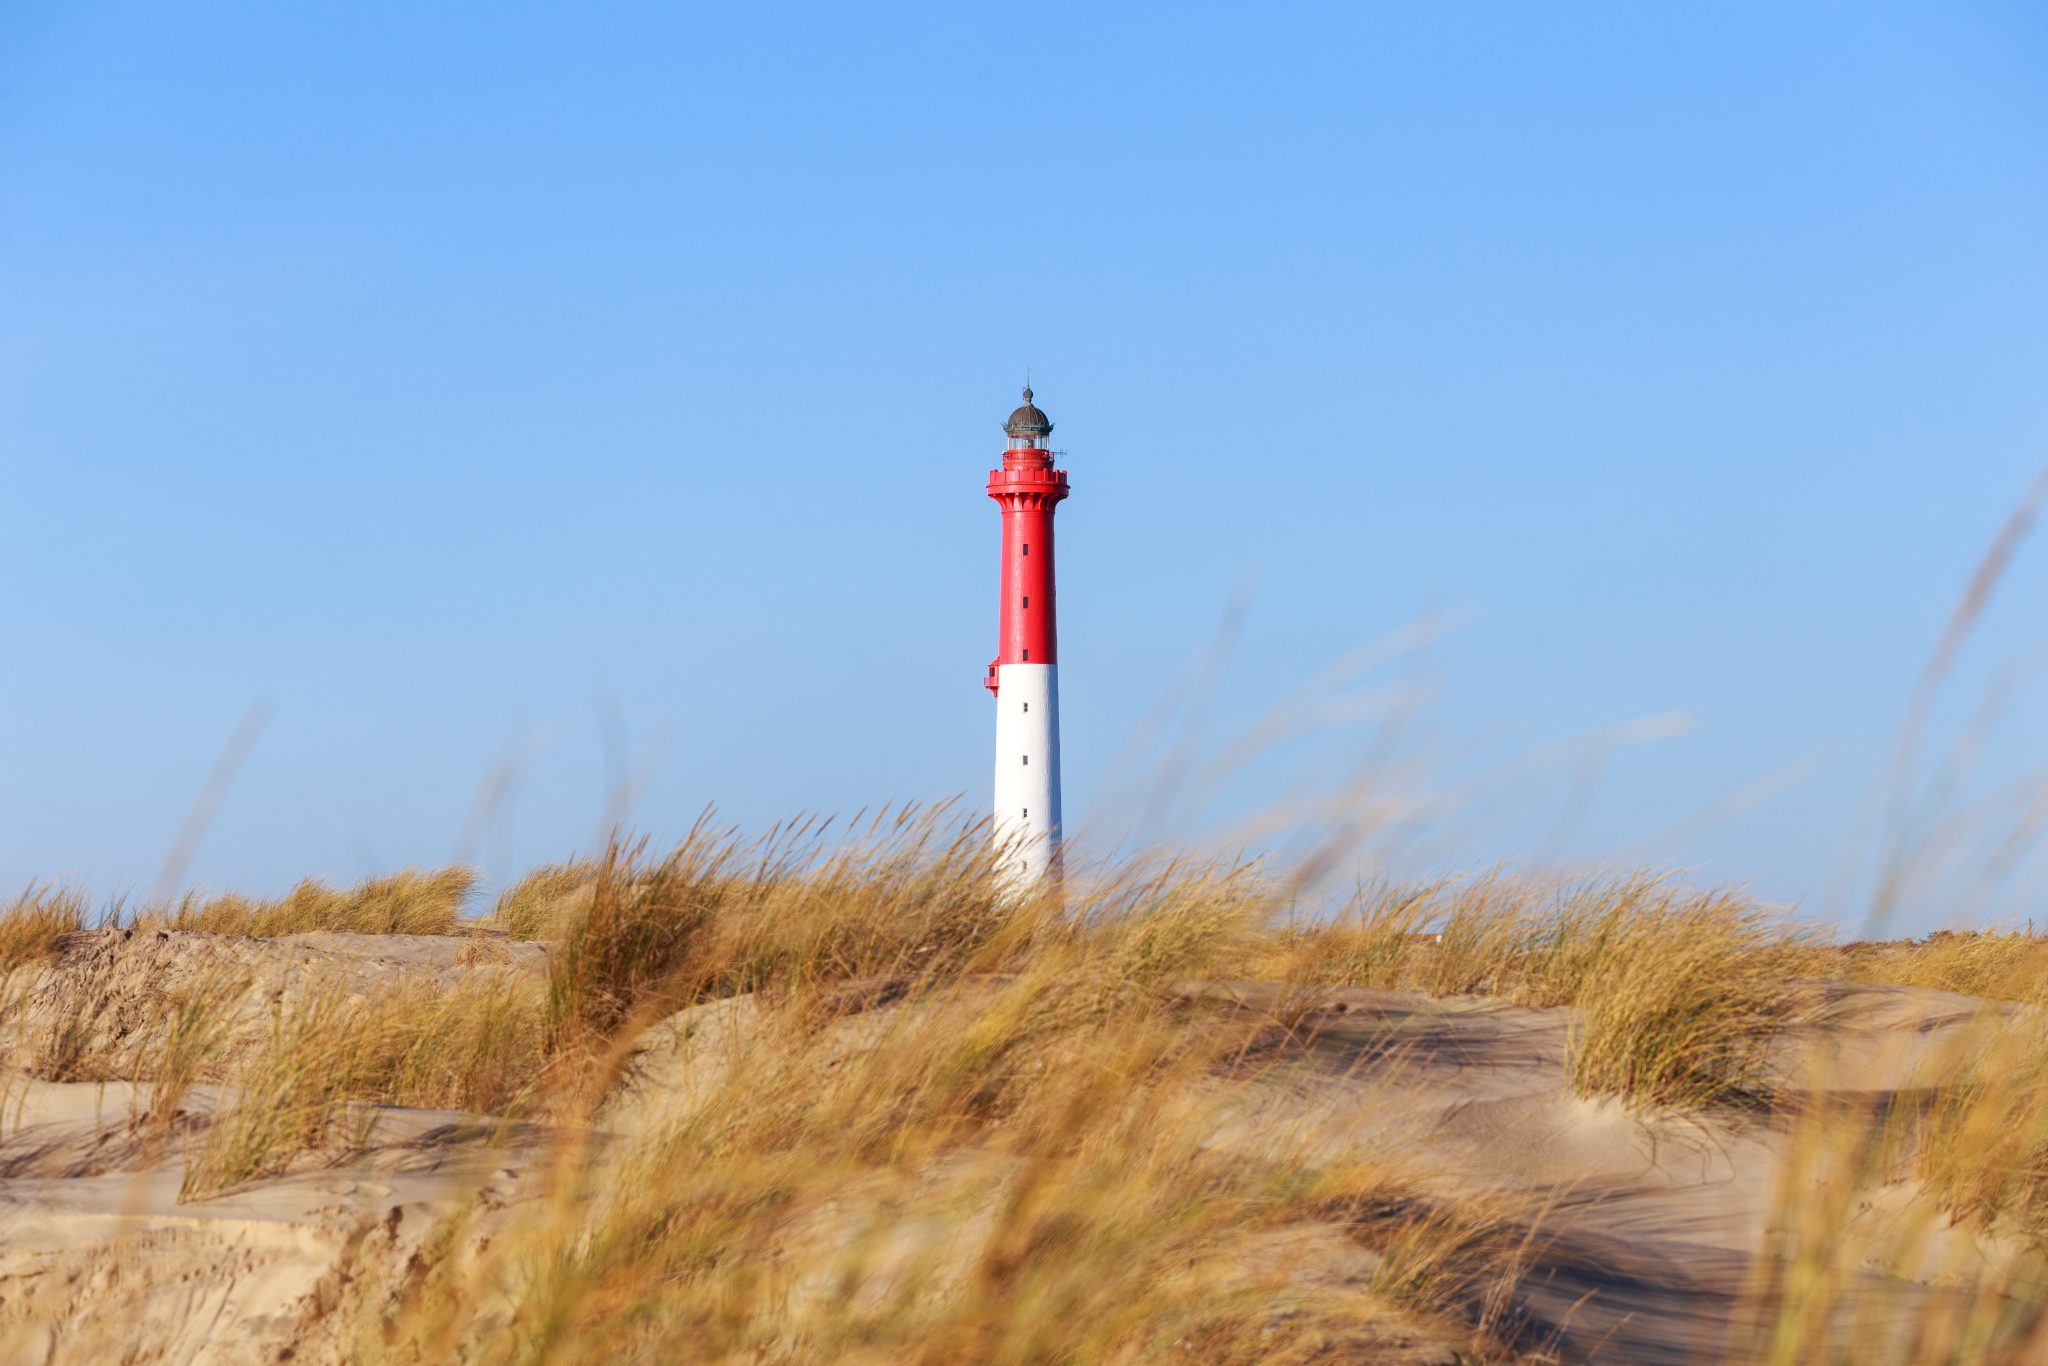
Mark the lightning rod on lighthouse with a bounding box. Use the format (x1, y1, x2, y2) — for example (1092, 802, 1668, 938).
(985, 386, 1070, 886)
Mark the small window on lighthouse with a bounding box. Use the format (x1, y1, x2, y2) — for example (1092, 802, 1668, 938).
(1022, 754, 1029, 766)
(1022, 543, 1030, 556)
(1022, 701, 1029, 713)
(1022, 649, 1029, 661)
(1023, 808, 1029, 819)
(1022, 596, 1029, 608)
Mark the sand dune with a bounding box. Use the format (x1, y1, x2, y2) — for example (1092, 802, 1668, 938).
(1206, 983, 1998, 1362)
(0, 933, 2024, 1363)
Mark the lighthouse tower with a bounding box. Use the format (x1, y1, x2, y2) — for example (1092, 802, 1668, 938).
(985, 386, 1071, 886)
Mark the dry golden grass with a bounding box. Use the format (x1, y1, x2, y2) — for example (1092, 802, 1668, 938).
(150, 867, 477, 937)
(371, 837, 1525, 1364)
(1733, 1039, 2048, 1364)
(489, 833, 1823, 1121)
(37, 809, 2048, 1359)
(1909, 1010, 2048, 1246)
(1277, 871, 1810, 1108)
(0, 884, 89, 972)
(182, 973, 546, 1199)
(1713, 935, 2048, 1364)
(1559, 887, 1805, 1110)
(180, 987, 364, 1198)
(492, 857, 597, 939)
(540, 811, 1015, 1066)
(140, 817, 1532, 1357)
(1819, 928, 2048, 1005)
(129, 969, 246, 1139)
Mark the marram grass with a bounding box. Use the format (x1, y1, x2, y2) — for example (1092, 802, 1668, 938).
(20, 809, 2048, 1360)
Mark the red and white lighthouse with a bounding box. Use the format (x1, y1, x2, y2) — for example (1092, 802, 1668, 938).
(985, 386, 1071, 885)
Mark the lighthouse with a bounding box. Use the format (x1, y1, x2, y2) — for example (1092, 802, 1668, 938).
(985, 386, 1071, 886)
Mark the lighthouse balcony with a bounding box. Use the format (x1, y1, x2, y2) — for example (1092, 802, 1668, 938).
(986, 466, 1070, 498)
(984, 661, 1000, 696)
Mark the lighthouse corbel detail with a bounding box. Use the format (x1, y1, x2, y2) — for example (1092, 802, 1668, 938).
(986, 386, 1070, 886)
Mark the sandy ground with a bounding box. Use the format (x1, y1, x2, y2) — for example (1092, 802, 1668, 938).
(0, 1082, 540, 1364)
(0, 932, 2019, 1364)
(1197, 981, 2009, 1362)
(0, 930, 554, 1363)
(4, 928, 548, 1072)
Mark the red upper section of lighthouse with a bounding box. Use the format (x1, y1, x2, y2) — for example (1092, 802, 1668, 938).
(985, 386, 1069, 696)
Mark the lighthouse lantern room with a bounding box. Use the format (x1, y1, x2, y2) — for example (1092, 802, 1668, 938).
(985, 386, 1070, 886)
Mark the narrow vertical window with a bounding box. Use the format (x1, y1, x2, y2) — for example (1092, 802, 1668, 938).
(1023, 808, 1029, 820)
(1022, 701, 1029, 713)
(1022, 596, 1029, 608)
(1022, 754, 1029, 766)
(1022, 543, 1030, 556)
(1022, 649, 1029, 661)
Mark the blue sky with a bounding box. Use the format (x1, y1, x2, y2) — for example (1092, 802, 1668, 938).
(4, 2, 2045, 933)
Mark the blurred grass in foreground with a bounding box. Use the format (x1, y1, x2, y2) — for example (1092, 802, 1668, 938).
(10, 808, 2048, 1359)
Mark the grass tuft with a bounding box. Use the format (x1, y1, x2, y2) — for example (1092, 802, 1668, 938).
(1278, 871, 1807, 1109)
(1560, 886, 1803, 1109)
(493, 858, 598, 939)
(0, 884, 89, 972)
(181, 972, 545, 1199)
(130, 969, 246, 1140)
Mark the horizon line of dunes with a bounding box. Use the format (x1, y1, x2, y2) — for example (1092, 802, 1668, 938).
(6, 805, 2048, 1360)
(13, 811, 2048, 1000)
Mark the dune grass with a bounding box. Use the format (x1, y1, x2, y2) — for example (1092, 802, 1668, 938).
(181, 973, 546, 1199)
(0, 884, 89, 972)
(181, 988, 363, 1198)
(1560, 888, 1803, 1109)
(1906, 1009, 2048, 1247)
(30, 960, 120, 1083)
(367, 829, 1526, 1363)
(1276, 871, 1809, 1109)
(157, 817, 1540, 1357)
(1711, 919, 2048, 1364)
(539, 810, 1017, 1065)
(1821, 928, 2048, 1005)
(129, 969, 246, 1139)
(61, 809, 2048, 1358)
(152, 867, 478, 937)
(492, 857, 599, 940)
(1734, 1025, 2048, 1365)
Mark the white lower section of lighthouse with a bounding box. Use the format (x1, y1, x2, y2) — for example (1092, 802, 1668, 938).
(992, 663, 1061, 886)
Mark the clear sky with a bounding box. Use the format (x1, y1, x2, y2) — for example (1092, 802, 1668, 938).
(5, 2, 2046, 933)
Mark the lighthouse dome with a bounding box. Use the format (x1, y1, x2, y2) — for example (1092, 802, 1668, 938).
(1003, 386, 1053, 439)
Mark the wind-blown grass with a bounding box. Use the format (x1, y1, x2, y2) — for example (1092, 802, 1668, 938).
(152, 867, 477, 936)
(60, 808, 2048, 1358)
(1560, 888, 1802, 1109)
(1822, 929, 2048, 1005)
(541, 810, 1016, 1065)
(129, 968, 246, 1140)
(492, 858, 598, 940)
(181, 973, 546, 1199)
(155, 814, 1541, 1358)
(1909, 1010, 2048, 1247)
(1278, 871, 1808, 1108)
(0, 885, 88, 972)
(181, 988, 359, 1199)
(370, 830, 1522, 1363)
(1735, 1006, 2048, 1364)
